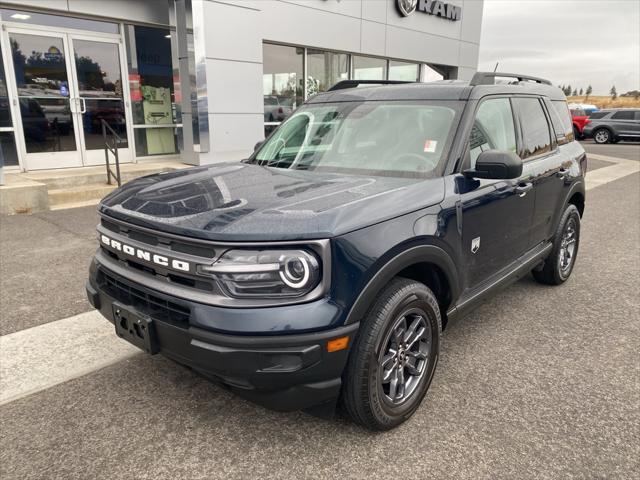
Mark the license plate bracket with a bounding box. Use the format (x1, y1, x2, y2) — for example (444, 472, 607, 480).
(113, 303, 159, 354)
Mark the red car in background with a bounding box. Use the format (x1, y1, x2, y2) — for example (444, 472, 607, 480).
(570, 108, 590, 139)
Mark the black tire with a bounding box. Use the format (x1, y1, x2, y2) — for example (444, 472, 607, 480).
(532, 204, 581, 285)
(340, 278, 442, 431)
(573, 125, 581, 140)
(593, 128, 611, 144)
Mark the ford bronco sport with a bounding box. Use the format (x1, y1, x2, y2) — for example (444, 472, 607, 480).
(87, 72, 586, 430)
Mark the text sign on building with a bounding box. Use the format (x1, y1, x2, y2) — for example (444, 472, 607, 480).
(396, 0, 461, 21)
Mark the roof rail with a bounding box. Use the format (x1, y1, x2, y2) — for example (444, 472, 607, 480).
(327, 80, 414, 91)
(470, 72, 552, 86)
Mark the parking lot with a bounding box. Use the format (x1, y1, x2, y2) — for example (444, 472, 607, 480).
(1, 142, 638, 479)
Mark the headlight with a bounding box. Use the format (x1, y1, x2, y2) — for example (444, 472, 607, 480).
(197, 249, 321, 299)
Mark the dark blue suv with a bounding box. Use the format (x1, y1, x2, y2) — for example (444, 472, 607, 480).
(87, 73, 586, 430)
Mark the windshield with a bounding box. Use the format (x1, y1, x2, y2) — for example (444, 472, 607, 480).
(250, 101, 461, 178)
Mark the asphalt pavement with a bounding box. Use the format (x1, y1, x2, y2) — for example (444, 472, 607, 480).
(0, 146, 638, 479)
(580, 140, 640, 161)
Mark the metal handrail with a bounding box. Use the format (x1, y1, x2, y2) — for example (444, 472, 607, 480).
(101, 119, 122, 187)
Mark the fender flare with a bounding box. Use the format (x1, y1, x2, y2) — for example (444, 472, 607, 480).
(563, 179, 585, 214)
(344, 245, 460, 325)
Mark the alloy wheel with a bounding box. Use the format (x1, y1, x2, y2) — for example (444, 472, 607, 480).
(595, 129, 609, 143)
(559, 217, 577, 277)
(378, 309, 431, 405)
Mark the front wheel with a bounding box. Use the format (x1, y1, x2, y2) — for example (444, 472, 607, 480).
(533, 204, 581, 285)
(340, 278, 441, 430)
(593, 128, 611, 144)
(573, 125, 581, 140)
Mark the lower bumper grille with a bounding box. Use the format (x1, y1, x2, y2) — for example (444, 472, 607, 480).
(97, 269, 190, 327)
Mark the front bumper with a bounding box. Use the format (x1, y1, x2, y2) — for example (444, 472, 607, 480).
(86, 262, 358, 412)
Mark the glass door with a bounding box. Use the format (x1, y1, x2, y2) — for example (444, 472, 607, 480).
(7, 30, 83, 169)
(69, 35, 133, 166)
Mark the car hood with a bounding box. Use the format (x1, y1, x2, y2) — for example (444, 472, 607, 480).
(99, 162, 445, 241)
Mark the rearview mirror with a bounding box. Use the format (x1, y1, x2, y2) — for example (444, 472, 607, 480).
(464, 150, 523, 180)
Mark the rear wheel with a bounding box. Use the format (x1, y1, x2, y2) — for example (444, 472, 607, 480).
(341, 278, 441, 431)
(593, 128, 611, 144)
(533, 204, 581, 285)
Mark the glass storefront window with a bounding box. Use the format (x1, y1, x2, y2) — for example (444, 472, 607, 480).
(10, 33, 77, 154)
(0, 43, 11, 128)
(306, 49, 348, 95)
(74, 39, 128, 150)
(134, 127, 179, 157)
(0, 132, 19, 166)
(0, 9, 119, 34)
(261, 43, 455, 139)
(352, 56, 387, 80)
(424, 65, 444, 82)
(1, 40, 18, 167)
(126, 25, 178, 157)
(389, 60, 420, 82)
(263, 44, 303, 136)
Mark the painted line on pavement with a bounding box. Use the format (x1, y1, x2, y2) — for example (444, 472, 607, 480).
(0, 310, 140, 406)
(585, 153, 639, 191)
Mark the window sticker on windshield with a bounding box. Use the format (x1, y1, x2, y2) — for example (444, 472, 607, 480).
(423, 140, 437, 153)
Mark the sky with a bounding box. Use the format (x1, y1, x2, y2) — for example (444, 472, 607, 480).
(478, 0, 640, 95)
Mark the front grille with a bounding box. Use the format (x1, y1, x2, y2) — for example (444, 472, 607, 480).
(98, 269, 190, 327)
(101, 217, 217, 258)
(99, 216, 223, 296)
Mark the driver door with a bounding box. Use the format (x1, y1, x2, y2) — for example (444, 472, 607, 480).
(459, 97, 536, 288)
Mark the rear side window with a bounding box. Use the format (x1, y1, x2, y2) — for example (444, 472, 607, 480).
(468, 98, 517, 168)
(514, 97, 552, 159)
(589, 111, 608, 119)
(612, 110, 635, 120)
(550, 100, 575, 142)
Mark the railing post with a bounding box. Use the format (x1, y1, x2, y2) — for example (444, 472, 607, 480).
(102, 120, 111, 185)
(115, 144, 121, 187)
(102, 119, 122, 187)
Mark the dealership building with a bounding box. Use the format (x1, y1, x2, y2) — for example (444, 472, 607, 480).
(0, 0, 484, 173)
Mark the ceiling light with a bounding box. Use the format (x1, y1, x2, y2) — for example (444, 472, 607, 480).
(10, 13, 31, 20)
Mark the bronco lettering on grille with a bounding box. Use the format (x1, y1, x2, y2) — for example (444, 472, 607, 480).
(100, 234, 191, 272)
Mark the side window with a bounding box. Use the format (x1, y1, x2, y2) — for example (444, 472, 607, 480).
(589, 111, 607, 119)
(468, 98, 517, 168)
(513, 97, 552, 159)
(612, 110, 635, 120)
(551, 100, 575, 142)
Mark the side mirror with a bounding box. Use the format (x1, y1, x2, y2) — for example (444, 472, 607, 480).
(254, 141, 264, 152)
(464, 150, 523, 180)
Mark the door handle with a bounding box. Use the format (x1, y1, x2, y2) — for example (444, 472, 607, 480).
(79, 97, 87, 114)
(515, 182, 533, 197)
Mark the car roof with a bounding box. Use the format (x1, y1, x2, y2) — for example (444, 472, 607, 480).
(307, 78, 567, 104)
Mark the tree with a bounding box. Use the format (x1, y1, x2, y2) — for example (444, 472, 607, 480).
(572, 89, 578, 96)
(635, 91, 640, 101)
(585, 85, 592, 100)
(610, 85, 617, 99)
(564, 84, 572, 96)
(579, 88, 583, 96)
